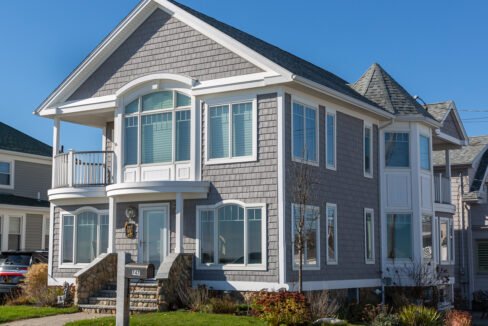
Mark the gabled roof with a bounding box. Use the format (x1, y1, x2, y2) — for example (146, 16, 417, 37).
(0, 122, 51, 157)
(35, 0, 390, 117)
(351, 63, 436, 120)
(426, 101, 453, 123)
(434, 136, 488, 166)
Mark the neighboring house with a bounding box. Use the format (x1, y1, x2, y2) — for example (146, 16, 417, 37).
(0, 122, 52, 252)
(434, 135, 488, 308)
(34, 0, 466, 311)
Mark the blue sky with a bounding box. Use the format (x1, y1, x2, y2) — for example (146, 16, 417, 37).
(1, 0, 487, 150)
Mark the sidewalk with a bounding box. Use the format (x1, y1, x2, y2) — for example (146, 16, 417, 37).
(2, 312, 111, 326)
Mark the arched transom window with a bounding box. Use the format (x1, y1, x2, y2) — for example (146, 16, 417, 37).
(124, 90, 191, 166)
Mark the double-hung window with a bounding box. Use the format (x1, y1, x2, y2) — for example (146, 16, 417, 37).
(207, 100, 256, 162)
(439, 218, 454, 264)
(364, 124, 373, 177)
(326, 203, 338, 264)
(124, 90, 191, 166)
(385, 132, 409, 167)
(8, 217, 21, 251)
(420, 135, 431, 170)
(197, 202, 266, 268)
(0, 161, 13, 188)
(292, 102, 318, 163)
(292, 204, 320, 268)
(326, 112, 336, 169)
(61, 210, 109, 265)
(364, 208, 374, 264)
(386, 213, 412, 259)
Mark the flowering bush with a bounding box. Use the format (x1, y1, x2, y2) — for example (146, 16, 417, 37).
(444, 310, 472, 326)
(251, 290, 310, 325)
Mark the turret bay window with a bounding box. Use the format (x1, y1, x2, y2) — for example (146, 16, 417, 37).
(207, 100, 256, 162)
(124, 90, 191, 166)
(61, 209, 109, 265)
(197, 202, 266, 269)
(385, 132, 409, 167)
(387, 213, 412, 259)
(292, 102, 318, 163)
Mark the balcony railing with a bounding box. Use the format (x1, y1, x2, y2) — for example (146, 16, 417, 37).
(53, 151, 114, 188)
(434, 174, 451, 204)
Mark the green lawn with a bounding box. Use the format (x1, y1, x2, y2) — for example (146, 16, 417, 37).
(0, 305, 79, 323)
(66, 311, 266, 326)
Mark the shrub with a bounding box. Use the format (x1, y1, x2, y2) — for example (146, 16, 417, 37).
(251, 290, 311, 325)
(371, 312, 400, 326)
(444, 310, 472, 326)
(180, 285, 210, 312)
(337, 302, 365, 323)
(398, 305, 441, 326)
(208, 297, 239, 314)
(362, 304, 391, 324)
(21, 263, 63, 306)
(305, 290, 340, 320)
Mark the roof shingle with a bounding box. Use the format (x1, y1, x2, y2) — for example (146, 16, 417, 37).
(0, 122, 51, 157)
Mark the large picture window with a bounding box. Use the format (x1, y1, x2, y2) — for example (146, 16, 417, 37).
(385, 132, 409, 167)
(207, 101, 255, 162)
(61, 209, 109, 265)
(292, 204, 320, 268)
(292, 102, 318, 163)
(197, 202, 266, 269)
(387, 213, 412, 259)
(124, 90, 191, 166)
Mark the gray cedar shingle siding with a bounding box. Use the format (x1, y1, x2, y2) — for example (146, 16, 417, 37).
(192, 93, 279, 282)
(25, 214, 43, 250)
(440, 111, 463, 140)
(284, 93, 381, 283)
(13, 161, 51, 201)
(68, 9, 262, 101)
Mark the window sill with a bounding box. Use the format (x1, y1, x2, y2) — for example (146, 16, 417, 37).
(292, 264, 320, 271)
(291, 156, 319, 167)
(326, 164, 336, 171)
(0, 184, 14, 190)
(196, 263, 266, 271)
(205, 156, 257, 166)
(365, 260, 375, 265)
(326, 260, 338, 265)
(364, 173, 373, 179)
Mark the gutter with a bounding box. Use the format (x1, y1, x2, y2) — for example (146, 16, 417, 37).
(291, 75, 395, 120)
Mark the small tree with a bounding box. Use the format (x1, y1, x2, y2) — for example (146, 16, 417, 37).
(291, 152, 319, 293)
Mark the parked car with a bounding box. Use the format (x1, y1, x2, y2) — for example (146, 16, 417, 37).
(0, 251, 48, 294)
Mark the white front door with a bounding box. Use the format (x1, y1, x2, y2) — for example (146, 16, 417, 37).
(139, 205, 169, 268)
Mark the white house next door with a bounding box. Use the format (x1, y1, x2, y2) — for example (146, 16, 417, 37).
(139, 205, 169, 269)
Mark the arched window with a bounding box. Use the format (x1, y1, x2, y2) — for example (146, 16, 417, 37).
(197, 201, 266, 269)
(124, 90, 191, 166)
(61, 208, 109, 265)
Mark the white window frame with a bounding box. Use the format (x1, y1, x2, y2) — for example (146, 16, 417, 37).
(123, 89, 192, 167)
(42, 216, 50, 250)
(291, 203, 320, 270)
(363, 123, 373, 178)
(326, 203, 338, 264)
(204, 96, 258, 165)
(196, 200, 267, 271)
(291, 98, 319, 166)
(325, 110, 337, 170)
(59, 207, 109, 268)
(364, 208, 375, 264)
(0, 159, 14, 190)
(439, 217, 454, 265)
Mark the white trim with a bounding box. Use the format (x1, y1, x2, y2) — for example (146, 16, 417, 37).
(298, 278, 382, 291)
(434, 130, 468, 146)
(434, 203, 456, 214)
(363, 122, 373, 178)
(325, 110, 337, 170)
(0, 204, 49, 214)
(138, 203, 170, 265)
(48, 204, 55, 278)
(277, 89, 286, 285)
(326, 203, 338, 265)
(48, 276, 76, 287)
(0, 150, 52, 165)
(438, 217, 454, 265)
(290, 96, 319, 166)
(364, 208, 375, 264)
(116, 73, 196, 96)
(195, 200, 267, 271)
(291, 203, 321, 270)
(58, 207, 109, 268)
(0, 159, 14, 190)
(204, 97, 258, 165)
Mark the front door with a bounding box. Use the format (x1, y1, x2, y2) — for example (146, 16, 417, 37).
(139, 205, 169, 269)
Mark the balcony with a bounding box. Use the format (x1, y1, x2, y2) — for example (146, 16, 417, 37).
(53, 151, 115, 188)
(434, 174, 451, 204)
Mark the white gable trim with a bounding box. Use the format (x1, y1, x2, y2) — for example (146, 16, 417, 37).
(446, 102, 469, 142)
(115, 73, 197, 96)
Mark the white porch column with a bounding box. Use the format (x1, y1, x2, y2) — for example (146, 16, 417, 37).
(175, 192, 184, 254)
(445, 149, 451, 178)
(52, 118, 60, 187)
(108, 197, 117, 253)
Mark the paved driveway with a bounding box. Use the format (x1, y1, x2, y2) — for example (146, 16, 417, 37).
(2, 312, 110, 326)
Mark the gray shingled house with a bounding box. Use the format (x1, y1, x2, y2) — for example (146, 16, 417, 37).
(434, 135, 488, 308)
(34, 0, 467, 312)
(0, 122, 52, 252)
